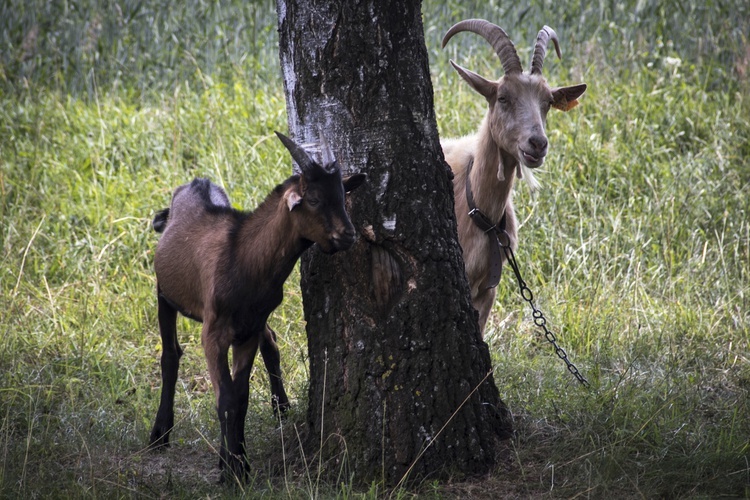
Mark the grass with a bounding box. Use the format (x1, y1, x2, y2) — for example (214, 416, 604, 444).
(1, 0, 749, 497)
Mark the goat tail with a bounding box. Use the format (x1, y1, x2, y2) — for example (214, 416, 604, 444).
(152, 208, 170, 233)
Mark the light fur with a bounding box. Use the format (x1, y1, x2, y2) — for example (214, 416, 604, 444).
(442, 21, 587, 335)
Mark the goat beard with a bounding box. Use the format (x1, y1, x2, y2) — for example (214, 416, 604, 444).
(496, 162, 541, 191)
(518, 164, 541, 191)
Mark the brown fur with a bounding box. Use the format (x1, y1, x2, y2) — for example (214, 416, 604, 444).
(148, 135, 365, 482)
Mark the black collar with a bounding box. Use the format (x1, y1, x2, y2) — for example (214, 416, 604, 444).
(465, 158, 506, 289)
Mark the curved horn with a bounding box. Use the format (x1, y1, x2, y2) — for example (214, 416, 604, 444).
(276, 131, 315, 174)
(442, 19, 522, 75)
(530, 26, 562, 75)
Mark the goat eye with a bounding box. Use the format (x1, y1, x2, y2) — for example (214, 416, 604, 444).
(307, 198, 320, 207)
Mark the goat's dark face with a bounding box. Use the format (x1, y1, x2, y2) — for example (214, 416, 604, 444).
(288, 167, 366, 254)
(276, 131, 366, 254)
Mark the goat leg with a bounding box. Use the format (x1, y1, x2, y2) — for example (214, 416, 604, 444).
(216, 400, 247, 483)
(149, 293, 182, 449)
(230, 335, 260, 474)
(204, 323, 247, 482)
(260, 324, 290, 416)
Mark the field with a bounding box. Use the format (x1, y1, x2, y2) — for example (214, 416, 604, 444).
(1, 0, 749, 497)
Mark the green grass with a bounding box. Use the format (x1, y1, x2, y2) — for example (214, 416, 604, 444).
(1, 0, 749, 497)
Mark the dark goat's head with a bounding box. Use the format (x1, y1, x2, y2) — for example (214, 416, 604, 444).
(276, 131, 366, 253)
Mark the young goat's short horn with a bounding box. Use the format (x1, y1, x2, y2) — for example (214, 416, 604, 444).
(317, 127, 337, 173)
(276, 131, 315, 174)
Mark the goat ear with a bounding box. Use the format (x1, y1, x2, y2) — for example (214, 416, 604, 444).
(551, 83, 587, 111)
(343, 173, 367, 193)
(449, 60, 497, 102)
(284, 188, 303, 211)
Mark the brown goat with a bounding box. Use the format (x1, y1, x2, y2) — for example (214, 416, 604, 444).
(148, 132, 366, 481)
(441, 20, 587, 335)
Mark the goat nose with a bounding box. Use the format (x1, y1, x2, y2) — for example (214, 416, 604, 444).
(343, 229, 356, 244)
(333, 227, 356, 250)
(529, 135, 548, 151)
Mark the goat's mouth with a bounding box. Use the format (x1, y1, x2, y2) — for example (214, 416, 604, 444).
(323, 233, 356, 254)
(520, 149, 545, 168)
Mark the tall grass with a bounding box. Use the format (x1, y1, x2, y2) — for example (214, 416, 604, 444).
(1, 0, 749, 497)
(0, 0, 280, 96)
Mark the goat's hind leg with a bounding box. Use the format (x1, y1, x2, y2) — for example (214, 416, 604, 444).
(149, 293, 182, 449)
(260, 324, 290, 416)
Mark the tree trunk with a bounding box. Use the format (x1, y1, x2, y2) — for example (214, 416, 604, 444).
(277, 0, 512, 485)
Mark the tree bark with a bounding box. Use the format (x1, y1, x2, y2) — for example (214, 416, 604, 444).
(277, 0, 512, 485)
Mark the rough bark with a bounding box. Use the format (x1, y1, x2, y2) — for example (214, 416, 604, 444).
(277, 0, 512, 485)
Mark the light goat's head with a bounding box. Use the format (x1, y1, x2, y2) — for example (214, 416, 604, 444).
(443, 19, 587, 183)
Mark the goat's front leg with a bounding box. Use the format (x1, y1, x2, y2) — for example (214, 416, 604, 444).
(474, 287, 498, 334)
(202, 320, 246, 483)
(149, 292, 182, 449)
(475, 204, 519, 333)
(260, 324, 290, 416)
(231, 335, 260, 457)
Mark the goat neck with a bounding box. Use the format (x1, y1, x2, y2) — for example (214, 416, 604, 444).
(233, 183, 311, 287)
(467, 116, 517, 224)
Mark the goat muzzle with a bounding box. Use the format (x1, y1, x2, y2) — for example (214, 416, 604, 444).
(520, 149, 546, 168)
(520, 135, 548, 168)
(522, 152, 543, 167)
(327, 229, 357, 253)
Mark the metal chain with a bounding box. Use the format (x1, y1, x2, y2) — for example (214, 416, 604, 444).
(497, 230, 590, 387)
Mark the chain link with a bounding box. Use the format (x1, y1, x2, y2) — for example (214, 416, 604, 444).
(497, 230, 590, 387)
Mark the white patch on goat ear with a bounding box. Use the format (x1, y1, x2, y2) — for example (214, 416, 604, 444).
(285, 190, 303, 211)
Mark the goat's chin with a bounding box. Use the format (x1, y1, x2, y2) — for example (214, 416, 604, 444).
(316, 243, 337, 254)
(319, 239, 354, 254)
(520, 150, 545, 169)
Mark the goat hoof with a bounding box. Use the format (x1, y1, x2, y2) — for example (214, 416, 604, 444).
(272, 399, 290, 418)
(219, 457, 248, 485)
(148, 428, 171, 450)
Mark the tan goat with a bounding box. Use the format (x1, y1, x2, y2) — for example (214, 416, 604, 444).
(441, 19, 587, 335)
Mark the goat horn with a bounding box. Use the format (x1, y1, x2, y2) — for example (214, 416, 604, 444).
(276, 131, 315, 174)
(530, 26, 562, 75)
(442, 19, 522, 76)
(318, 127, 337, 172)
